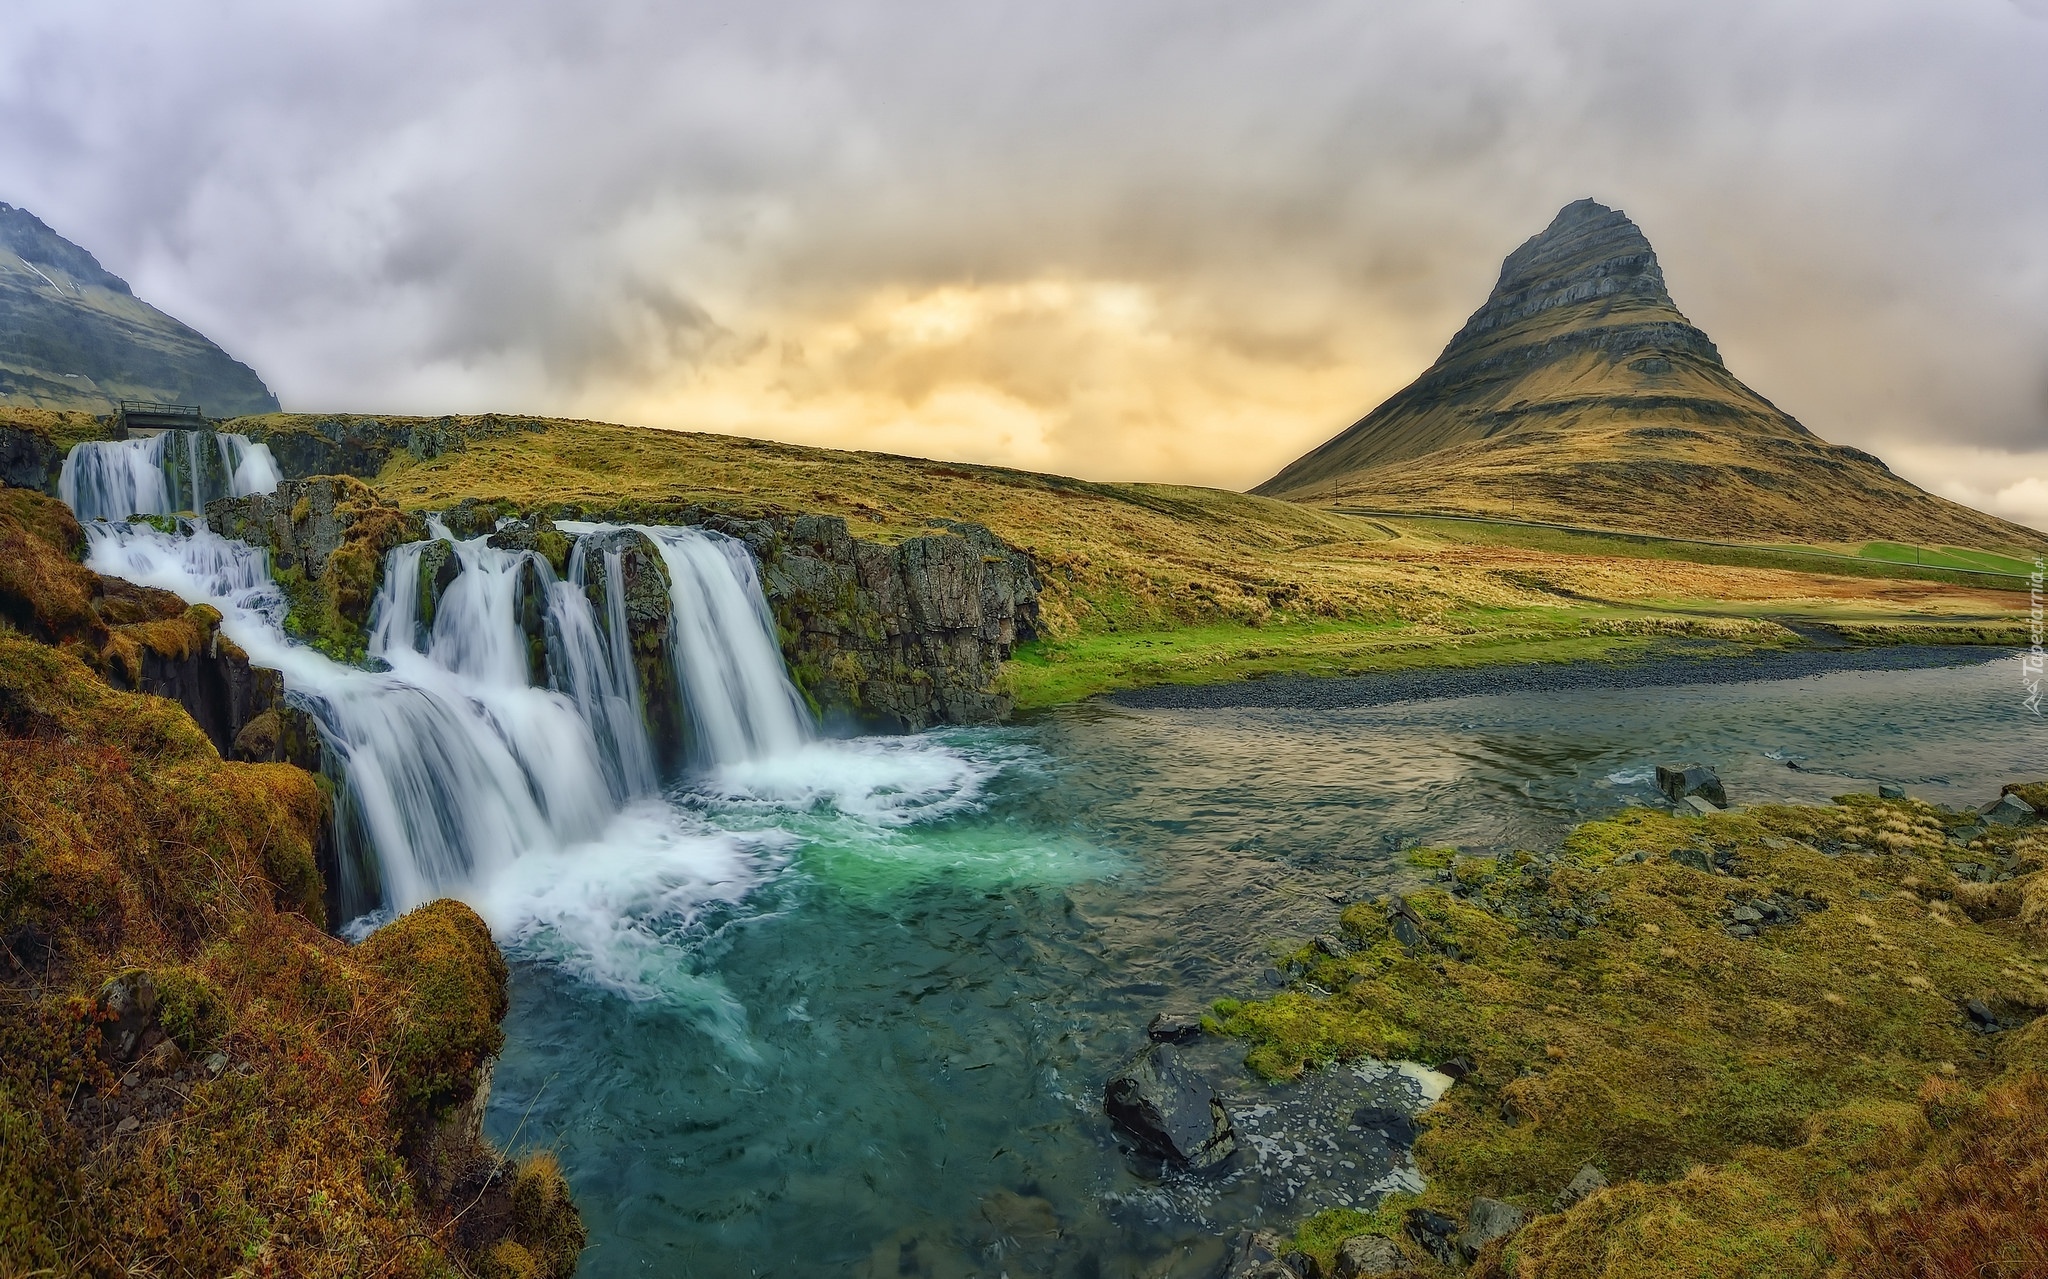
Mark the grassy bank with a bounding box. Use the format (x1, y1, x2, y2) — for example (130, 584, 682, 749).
(1003, 610, 1792, 708)
(1219, 789, 2048, 1278)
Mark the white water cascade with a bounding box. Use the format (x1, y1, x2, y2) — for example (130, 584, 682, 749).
(60, 429, 281, 524)
(75, 509, 814, 927)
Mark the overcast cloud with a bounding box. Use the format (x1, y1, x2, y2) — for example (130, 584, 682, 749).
(3, 0, 2045, 529)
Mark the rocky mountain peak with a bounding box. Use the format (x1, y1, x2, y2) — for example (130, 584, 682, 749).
(0, 202, 132, 296)
(1448, 198, 1702, 357)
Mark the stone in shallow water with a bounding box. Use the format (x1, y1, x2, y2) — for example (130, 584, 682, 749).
(1656, 763, 1727, 807)
(1148, 1010, 1205, 1043)
(1103, 1042, 1237, 1170)
(1879, 783, 1907, 800)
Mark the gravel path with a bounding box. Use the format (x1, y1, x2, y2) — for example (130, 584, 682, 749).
(1105, 644, 2015, 712)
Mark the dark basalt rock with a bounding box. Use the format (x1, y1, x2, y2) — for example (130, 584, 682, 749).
(1553, 1162, 1609, 1211)
(1403, 1208, 1462, 1269)
(95, 971, 161, 1066)
(579, 527, 683, 759)
(233, 412, 548, 482)
(566, 505, 1042, 730)
(1102, 1042, 1237, 1171)
(415, 539, 462, 636)
(1979, 793, 2036, 826)
(1147, 1011, 1205, 1043)
(101, 606, 283, 757)
(1656, 763, 1727, 808)
(1, 422, 63, 494)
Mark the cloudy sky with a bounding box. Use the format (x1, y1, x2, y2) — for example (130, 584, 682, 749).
(4, 1, 2045, 528)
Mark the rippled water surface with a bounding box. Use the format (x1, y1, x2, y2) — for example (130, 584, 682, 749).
(485, 656, 2047, 1277)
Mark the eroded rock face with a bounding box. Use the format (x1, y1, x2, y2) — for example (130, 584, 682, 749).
(208, 477, 426, 656)
(578, 527, 684, 760)
(1, 422, 64, 493)
(738, 512, 1040, 729)
(513, 504, 1037, 730)
(0, 488, 287, 755)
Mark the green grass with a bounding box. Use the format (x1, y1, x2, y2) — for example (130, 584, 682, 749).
(1859, 542, 2040, 577)
(1382, 516, 2036, 588)
(1002, 608, 1790, 708)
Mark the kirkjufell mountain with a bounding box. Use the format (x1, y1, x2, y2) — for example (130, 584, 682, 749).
(1258, 199, 2038, 547)
(0, 202, 279, 415)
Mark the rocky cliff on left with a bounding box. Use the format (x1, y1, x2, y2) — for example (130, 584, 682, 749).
(0, 484, 581, 1276)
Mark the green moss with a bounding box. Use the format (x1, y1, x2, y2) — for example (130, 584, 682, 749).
(1289, 1195, 1418, 1274)
(0, 627, 575, 1276)
(357, 899, 509, 1136)
(152, 965, 229, 1054)
(1224, 792, 2048, 1279)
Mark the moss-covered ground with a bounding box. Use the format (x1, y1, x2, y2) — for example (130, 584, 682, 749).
(0, 491, 582, 1276)
(1217, 791, 2048, 1278)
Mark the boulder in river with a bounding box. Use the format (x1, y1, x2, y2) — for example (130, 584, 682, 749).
(1103, 1042, 1237, 1170)
(1147, 1010, 1205, 1043)
(1656, 763, 1727, 808)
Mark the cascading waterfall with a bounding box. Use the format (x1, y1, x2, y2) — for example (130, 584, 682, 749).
(59, 429, 281, 524)
(70, 490, 816, 931)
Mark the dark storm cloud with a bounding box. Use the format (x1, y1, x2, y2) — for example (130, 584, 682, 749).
(2, 1, 2044, 520)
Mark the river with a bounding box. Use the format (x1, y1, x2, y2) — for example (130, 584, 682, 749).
(482, 653, 2047, 1277)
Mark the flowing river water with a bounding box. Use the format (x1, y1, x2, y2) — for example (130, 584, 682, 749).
(57, 433, 2048, 1277)
(483, 657, 2048, 1277)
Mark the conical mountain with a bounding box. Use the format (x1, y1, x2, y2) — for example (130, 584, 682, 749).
(1257, 199, 2038, 548)
(0, 202, 279, 415)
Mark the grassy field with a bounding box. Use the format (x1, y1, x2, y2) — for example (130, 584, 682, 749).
(309, 416, 2038, 703)
(1859, 541, 2040, 576)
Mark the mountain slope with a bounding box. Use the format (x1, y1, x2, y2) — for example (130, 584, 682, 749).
(0, 202, 279, 415)
(1256, 199, 2040, 550)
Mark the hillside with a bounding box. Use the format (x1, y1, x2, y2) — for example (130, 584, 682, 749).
(0, 202, 279, 416)
(203, 411, 2035, 703)
(1257, 199, 2040, 551)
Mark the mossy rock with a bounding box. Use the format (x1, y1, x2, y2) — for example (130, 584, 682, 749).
(357, 899, 509, 1138)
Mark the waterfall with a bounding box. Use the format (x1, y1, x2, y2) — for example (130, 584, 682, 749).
(59, 429, 281, 524)
(644, 526, 812, 764)
(70, 487, 816, 925)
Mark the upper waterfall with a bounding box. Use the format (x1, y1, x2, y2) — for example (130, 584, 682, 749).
(60, 428, 281, 524)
